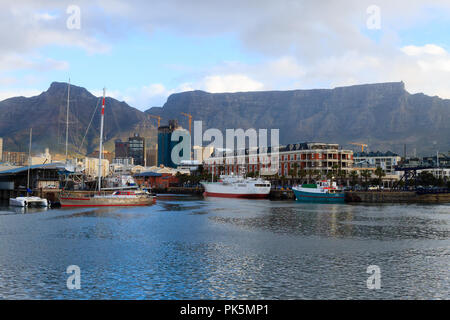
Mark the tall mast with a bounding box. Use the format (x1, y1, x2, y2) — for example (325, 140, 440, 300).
(65, 78, 71, 162)
(27, 128, 32, 194)
(98, 88, 106, 192)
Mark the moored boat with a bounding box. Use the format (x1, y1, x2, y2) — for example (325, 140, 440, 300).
(201, 174, 271, 199)
(58, 88, 155, 207)
(292, 180, 345, 203)
(9, 196, 49, 207)
(59, 189, 154, 207)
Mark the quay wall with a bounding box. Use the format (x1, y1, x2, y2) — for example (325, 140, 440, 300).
(345, 191, 450, 204)
(1, 188, 448, 204)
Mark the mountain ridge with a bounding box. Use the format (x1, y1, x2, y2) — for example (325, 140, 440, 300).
(146, 81, 449, 156)
(0, 81, 448, 157)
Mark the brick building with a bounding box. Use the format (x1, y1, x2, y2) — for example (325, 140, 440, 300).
(203, 142, 353, 177)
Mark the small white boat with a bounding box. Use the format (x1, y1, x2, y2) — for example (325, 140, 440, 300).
(9, 196, 49, 207)
(8, 128, 50, 208)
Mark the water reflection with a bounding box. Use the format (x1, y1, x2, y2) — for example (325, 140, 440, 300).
(0, 197, 448, 299)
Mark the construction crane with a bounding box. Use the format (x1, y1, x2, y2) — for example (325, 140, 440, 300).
(148, 114, 162, 128)
(181, 112, 192, 135)
(350, 142, 368, 152)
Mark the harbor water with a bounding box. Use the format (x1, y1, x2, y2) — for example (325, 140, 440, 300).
(0, 195, 448, 299)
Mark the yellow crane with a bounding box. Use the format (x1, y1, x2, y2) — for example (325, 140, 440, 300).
(181, 112, 192, 135)
(148, 114, 162, 128)
(350, 142, 368, 152)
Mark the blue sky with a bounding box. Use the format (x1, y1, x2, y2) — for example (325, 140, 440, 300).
(1, 0, 450, 110)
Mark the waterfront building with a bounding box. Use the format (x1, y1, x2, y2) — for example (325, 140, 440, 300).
(193, 145, 214, 162)
(157, 120, 190, 168)
(0, 162, 64, 190)
(89, 150, 114, 163)
(417, 168, 450, 180)
(203, 142, 353, 177)
(128, 133, 145, 166)
(0, 137, 3, 162)
(353, 151, 401, 174)
(113, 157, 134, 166)
(80, 157, 110, 178)
(2, 151, 27, 166)
(30, 148, 52, 165)
(114, 139, 129, 158)
(146, 145, 158, 167)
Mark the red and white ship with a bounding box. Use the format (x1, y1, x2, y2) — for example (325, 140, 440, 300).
(201, 174, 271, 199)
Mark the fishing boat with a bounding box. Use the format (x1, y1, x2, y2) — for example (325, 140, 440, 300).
(201, 173, 271, 199)
(59, 88, 155, 207)
(292, 180, 345, 203)
(9, 128, 49, 208)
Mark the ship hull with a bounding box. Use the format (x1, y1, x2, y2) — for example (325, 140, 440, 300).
(293, 189, 345, 203)
(59, 196, 155, 207)
(203, 192, 268, 199)
(201, 182, 270, 199)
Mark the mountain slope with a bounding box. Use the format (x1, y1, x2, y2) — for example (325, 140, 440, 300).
(146, 82, 450, 155)
(0, 82, 156, 155)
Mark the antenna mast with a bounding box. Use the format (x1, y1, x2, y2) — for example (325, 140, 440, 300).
(98, 88, 106, 192)
(65, 79, 71, 162)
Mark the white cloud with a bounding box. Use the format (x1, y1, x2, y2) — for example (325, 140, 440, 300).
(202, 74, 264, 93)
(402, 44, 447, 56)
(2, 0, 450, 106)
(0, 89, 41, 101)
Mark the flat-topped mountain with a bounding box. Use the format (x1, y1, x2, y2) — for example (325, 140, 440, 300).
(0, 81, 448, 157)
(146, 82, 449, 155)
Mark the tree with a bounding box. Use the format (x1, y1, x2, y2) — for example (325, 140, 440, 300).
(292, 163, 299, 179)
(326, 171, 334, 180)
(361, 170, 372, 189)
(313, 169, 321, 182)
(338, 169, 348, 186)
(349, 171, 359, 187)
(374, 167, 386, 188)
(298, 169, 307, 184)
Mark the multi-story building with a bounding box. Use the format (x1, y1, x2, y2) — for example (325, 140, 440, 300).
(146, 145, 158, 167)
(88, 150, 114, 163)
(80, 157, 110, 178)
(31, 148, 52, 165)
(2, 151, 28, 166)
(0, 137, 3, 162)
(353, 151, 401, 174)
(157, 120, 190, 168)
(128, 133, 145, 166)
(114, 139, 129, 158)
(203, 142, 353, 177)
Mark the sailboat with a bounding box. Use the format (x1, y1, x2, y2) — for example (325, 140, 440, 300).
(9, 128, 49, 207)
(59, 88, 155, 207)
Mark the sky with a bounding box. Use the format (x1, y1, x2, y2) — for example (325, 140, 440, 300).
(1, 0, 450, 111)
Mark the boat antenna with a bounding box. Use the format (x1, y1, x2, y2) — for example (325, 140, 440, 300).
(98, 88, 106, 193)
(65, 78, 70, 162)
(27, 127, 32, 195)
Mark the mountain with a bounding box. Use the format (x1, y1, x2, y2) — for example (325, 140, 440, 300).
(146, 82, 450, 155)
(1, 81, 448, 157)
(0, 82, 156, 155)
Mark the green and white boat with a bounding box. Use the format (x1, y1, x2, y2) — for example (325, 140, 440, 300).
(292, 180, 345, 203)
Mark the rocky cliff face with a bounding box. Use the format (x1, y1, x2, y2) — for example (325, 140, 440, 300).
(0, 81, 447, 157)
(0, 82, 156, 155)
(146, 82, 449, 155)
